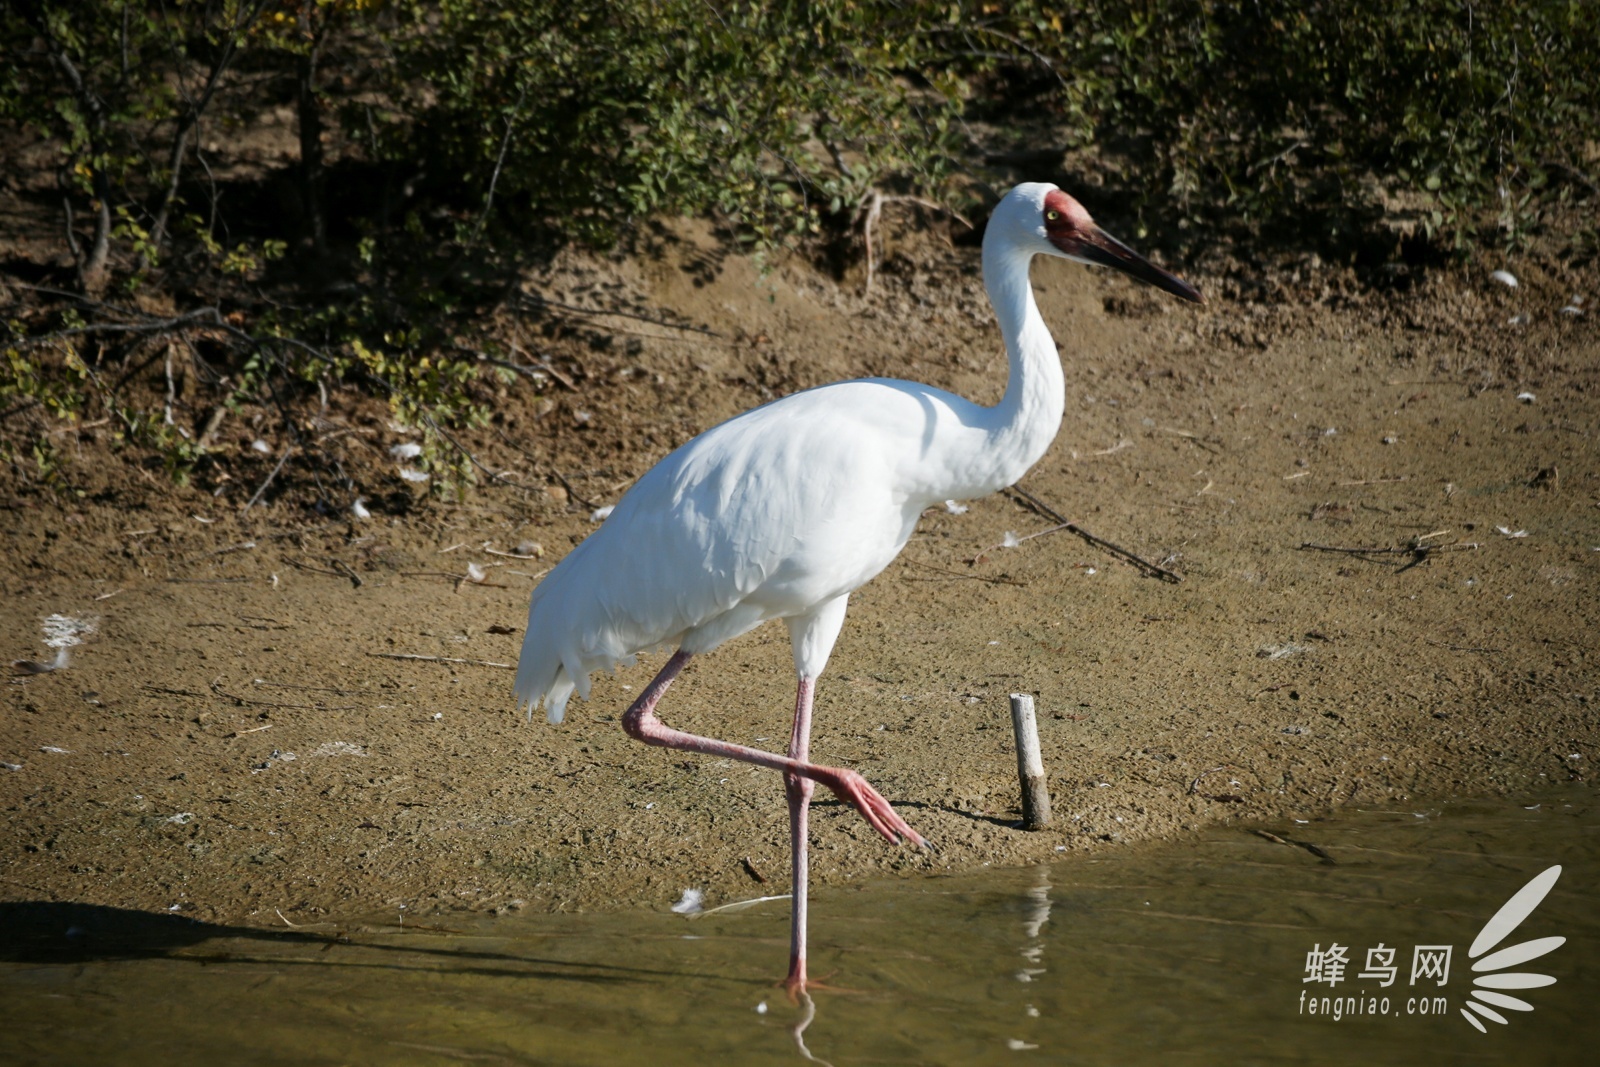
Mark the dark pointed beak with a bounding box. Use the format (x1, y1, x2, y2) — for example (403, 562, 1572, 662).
(1078, 226, 1203, 304)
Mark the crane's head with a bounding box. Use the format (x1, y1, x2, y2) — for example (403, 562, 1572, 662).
(990, 183, 1203, 304)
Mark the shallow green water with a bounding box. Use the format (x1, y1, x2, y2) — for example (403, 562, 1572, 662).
(4, 787, 1594, 1066)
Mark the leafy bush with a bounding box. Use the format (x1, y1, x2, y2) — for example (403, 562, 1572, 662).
(384, 0, 964, 249)
(997, 0, 1600, 253)
(2, 1, 1595, 502)
(386, 1, 1599, 256)
(7, 1, 1594, 273)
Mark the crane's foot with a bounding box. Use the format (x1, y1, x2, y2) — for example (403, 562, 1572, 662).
(782, 968, 857, 1003)
(816, 767, 929, 849)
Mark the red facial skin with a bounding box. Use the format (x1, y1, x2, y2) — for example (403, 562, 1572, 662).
(1042, 189, 1097, 248)
(1040, 188, 1203, 304)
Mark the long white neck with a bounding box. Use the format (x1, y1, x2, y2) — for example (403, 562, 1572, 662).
(960, 238, 1065, 494)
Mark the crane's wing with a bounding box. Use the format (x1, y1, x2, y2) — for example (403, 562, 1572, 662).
(514, 379, 950, 722)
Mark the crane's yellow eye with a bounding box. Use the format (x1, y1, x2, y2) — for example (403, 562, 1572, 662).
(1045, 209, 1060, 221)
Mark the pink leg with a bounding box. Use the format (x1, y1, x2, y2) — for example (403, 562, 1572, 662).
(621, 651, 926, 847)
(783, 676, 816, 995)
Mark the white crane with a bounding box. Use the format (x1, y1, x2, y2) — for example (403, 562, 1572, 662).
(515, 182, 1201, 994)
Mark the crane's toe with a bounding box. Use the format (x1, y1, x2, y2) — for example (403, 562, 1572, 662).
(820, 767, 927, 849)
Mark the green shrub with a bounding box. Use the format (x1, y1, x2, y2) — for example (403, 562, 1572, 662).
(980, 1, 1599, 252)
(387, 0, 964, 249)
(2, 1, 1595, 500)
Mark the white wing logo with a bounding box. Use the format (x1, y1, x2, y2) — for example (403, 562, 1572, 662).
(1460, 865, 1565, 1033)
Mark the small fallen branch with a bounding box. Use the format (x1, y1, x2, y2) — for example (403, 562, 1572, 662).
(1422, 637, 1502, 654)
(255, 680, 370, 696)
(366, 652, 515, 669)
(1003, 486, 1184, 583)
(1299, 532, 1478, 572)
(1253, 829, 1335, 864)
(283, 556, 346, 579)
(210, 678, 355, 710)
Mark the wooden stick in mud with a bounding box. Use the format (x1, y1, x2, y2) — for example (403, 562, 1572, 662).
(1009, 693, 1051, 830)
